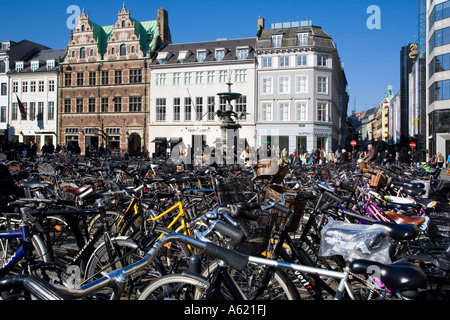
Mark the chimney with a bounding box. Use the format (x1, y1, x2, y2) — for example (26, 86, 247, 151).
(157, 8, 172, 45)
(257, 17, 265, 37)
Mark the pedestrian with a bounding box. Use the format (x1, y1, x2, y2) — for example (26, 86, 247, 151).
(447, 153, 450, 168)
(436, 152, 444, 168)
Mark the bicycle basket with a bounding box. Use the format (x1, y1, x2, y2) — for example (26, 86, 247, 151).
(265, 184, 306, 232)
(218, 178, 252, 204)
(234, 209, 274, 257)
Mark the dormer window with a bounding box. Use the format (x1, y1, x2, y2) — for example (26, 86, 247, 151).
(272, 35, 282, 48)
(15, 62, 24, 72)
(236, 48, 249, 60)
(157, 52, 173, 64)
(215, 49, 225, 62)
(31, 61, 40, 72)
(46, 60, 55, 70)
(178, 51, 190, 63)
(197, 50, 206, 62)
(297, 33, 308, 46)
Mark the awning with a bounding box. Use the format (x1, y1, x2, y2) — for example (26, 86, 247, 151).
(169, 137, 182, 144)
(152, 137, 167, 143)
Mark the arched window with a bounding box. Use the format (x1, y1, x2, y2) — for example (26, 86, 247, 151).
(111, 47, 116, 55)
(71, 50, 75, 58)
(81, 25, 85, 32)
(89, 49, 94, 56)
(131, 46, 136, 53)
(120, 44, 127, 56)
(122, 20, 126, 28)
(80, 47, 86, 59)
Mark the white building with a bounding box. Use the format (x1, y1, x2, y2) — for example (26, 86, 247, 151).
(148, 38, 256, 159)
(427, 0, 450, 159)
(8, 48, 65, 150)
(255, 19, 348, 155)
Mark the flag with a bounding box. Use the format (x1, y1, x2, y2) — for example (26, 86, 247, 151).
(16, 95, 27, 118)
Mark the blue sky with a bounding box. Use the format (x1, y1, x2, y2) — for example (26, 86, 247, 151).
(0, 0, 418, 114)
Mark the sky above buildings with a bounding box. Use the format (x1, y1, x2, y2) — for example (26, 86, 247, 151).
(0, 0, 418, 114)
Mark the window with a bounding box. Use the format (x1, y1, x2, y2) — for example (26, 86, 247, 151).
(317, 102, 328, 122)
(318, 55, 328, 67)
(12, 103, 18, 120)
(101, 97, 108, 112)
(173, 73, 181, 85)
(80, 47, 86, 59)
(279, 102, 289, 121)
(48, 102, 55, 120)
(196, 72, 204, 84)
(207, 96, 215, 121)
(129, 96, 142, 112)
(21, 102, 27, 120)
(429, 26, 450, 53)
(30, 81, 36, 92)
(219, 97, 227, 112)
(156, 73, 166, 85)
(235, 69, 247, 82)
(15, 62, 23, 72)
(173, 98, 181, 121)
(279, 56, 289, 67)
(89, 49, 94, 57)
(29, 102, 36, 120)
(88, 98, 95, 113)
(297, 33, 308, 46)
(1, 83, 6, 95)
(237, 48, 248, 60)
(279, 76, 290, 94)
(156, 98, 166, 121)
(261, 102, 272, 121)
(207, 71, 215, 83)
(272, 35, 282, 48)
(120, 44, 127, 56)
(184, 72, 192, 85)
(114, 97, 122, 112)
(65, 73, 72, 86)
(76, 98, 83, 113)
(130, 69, 142, 83)
(46, 60, 55, 70)
(262, 57, 272, 68)
(296, 76, 308, 93)
(429, 79, 450, 103)
(262, 77, 273, 94)
(318, 76, 328, 94)
(236, 96, 247, 120)
(215, 49, 225, 61)
(88, 71, 95, 85)
(101, 70, 109, 85)
(77, 72, 84, 86)
(296, 101, 307, 121)
(22, 81, 28, 93)
(219, 70, 230, 83)
(64, 98, 71, 113)
(429, 53, 450, 77)
(48, 80, 55, 92)
(37, 102, 43, 120)
(184, 97, 192, 121)
(197, 51, 206, 62)
(131, 46, 136, 53)
(0, 106, 5, 123)
(31, 61, 39, 72)
(115, 70, 122, 84)
(13, 81, 18, 93)
(195, 97, 203, 121)
(297, 55, 307, 66)
(38, 81, 44, 92)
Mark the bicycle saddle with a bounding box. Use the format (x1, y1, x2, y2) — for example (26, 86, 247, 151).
(64, 185, 91, 195)
(19, 180, 52, 190)
(349, 259, 427, 299)
(371, 221, 420, 241)
(399, 188, 426, 197)
(384, 201, 417, 212)
(383, 211, 425, 226)
(392, 181, 425, 189)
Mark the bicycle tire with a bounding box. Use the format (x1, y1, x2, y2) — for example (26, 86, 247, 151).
(138, 273, 210, 300)
(197, 260, 300, 300)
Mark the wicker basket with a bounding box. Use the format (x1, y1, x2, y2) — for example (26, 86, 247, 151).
(363, 168, 385, 188)
(256, 158, 289, 184)
(265, 185, 306, 232)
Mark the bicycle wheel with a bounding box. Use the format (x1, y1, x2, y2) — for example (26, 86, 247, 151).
(197, 260, 300, 300)
(138, 273, 210, 300)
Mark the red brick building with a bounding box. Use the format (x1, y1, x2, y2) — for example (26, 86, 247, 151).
(59, 5, 171, 155)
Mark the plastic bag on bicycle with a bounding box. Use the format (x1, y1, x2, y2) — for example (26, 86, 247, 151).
(319, 218, 391, 264)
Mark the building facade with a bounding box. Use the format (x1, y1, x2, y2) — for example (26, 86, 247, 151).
(59, 6, 171, 155)
(427, 0, 450, 159)
(148, 38, 256, 158)
(8, 48, 65, 150)
(255, 18, 348, 155)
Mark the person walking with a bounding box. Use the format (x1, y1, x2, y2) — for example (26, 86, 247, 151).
(436, 152, 444, 168)
(447, 153, 450, 168)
